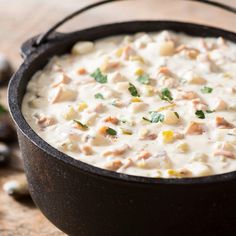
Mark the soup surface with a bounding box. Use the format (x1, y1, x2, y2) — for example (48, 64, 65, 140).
(22, 31, 236, 178)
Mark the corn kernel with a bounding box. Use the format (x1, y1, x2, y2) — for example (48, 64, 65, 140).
(116, 48, 123, 57)
(135, 68, 144, 76)
(167, 169, 181, 177)
(223, 72, 232, 79)
(137, 160, 146, 168)
(162, 130, 174, 143)
(176, 142, 189, 153)
(131, 97, 142, 103)
(64, 107, 76, 120)
(78, 102, 88, 112)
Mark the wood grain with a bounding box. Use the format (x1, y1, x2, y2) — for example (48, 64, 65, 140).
(0, 0, 235, 235)
(0, 169, 65, 236)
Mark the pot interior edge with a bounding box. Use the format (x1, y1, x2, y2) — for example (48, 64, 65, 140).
(8, 20, 236, 185)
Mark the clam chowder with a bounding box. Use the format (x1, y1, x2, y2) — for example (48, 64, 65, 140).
(22, 31, 236, 178)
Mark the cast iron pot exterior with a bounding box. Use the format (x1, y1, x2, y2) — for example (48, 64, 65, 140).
(9, 21, 236, 236)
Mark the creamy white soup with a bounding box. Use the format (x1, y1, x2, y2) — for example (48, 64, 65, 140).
(22, 31, 236, 178)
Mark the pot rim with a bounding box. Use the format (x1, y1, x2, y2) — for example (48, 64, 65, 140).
(8, 20, 236, 185)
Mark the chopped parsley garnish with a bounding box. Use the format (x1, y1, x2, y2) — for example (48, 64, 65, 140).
(128, 83, 140, 97)
(73, 120, 88, 130)
(0, 104, 7, 116)
(195, 110, 205, 119)
(106, 127, 117, 136)
(195, 109, 214, 119)
(160, 88, 173, 103)
(201, 86, 213, 94)
(174, 112, 180, 119)
(143, 111, 164, 123)
(91, 68, 107, 84)
(94, 93, 104, 100)
(206, 109, 215, 113)
(137, 74, 150, 85)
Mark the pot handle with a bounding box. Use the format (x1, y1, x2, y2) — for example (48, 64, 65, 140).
(36, 0, 236, 46)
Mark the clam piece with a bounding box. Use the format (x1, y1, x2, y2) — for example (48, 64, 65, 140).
(213, 99, 228, 111)
(50, 87, 77, 104)
(181, 91, 199, 100)
(102, 144, 130, 157)
(185, 122, 204, 135)
(104, 160, 123, 171)
(215, 117, 234, 129)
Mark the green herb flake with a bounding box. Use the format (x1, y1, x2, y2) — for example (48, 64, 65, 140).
(73, 120, 89, 130)
(137, 74, 150, 85)
(174, 112, 180, 119)
(91, 68, 107, 84)
(206, 109, 215, 114)
(128, 83, 140, 97)
(150, 112, 165, 123)
(143, 111, 164, 123)
(106, 127, 117, 136)
(195, 110, 205, 119)
(160, 88, 173, 103)
(94, 93, 104, 100)
(201, 86, 213, 94)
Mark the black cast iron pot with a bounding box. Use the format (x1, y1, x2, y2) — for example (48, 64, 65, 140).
(8, 0, 236, 235)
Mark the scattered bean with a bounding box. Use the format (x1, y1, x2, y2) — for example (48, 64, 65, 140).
(3, 178, 30, 199)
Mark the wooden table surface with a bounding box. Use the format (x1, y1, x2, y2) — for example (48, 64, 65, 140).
(0, 0, 235, 235)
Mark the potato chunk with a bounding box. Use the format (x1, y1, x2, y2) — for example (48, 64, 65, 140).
(159, 41, 175, 56)
(72, 41, 94, 55)
(185, 122, 204, 135)
(163, 110, 180, 125)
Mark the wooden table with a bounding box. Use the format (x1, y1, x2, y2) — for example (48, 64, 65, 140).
(0, 0, 235, 235)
